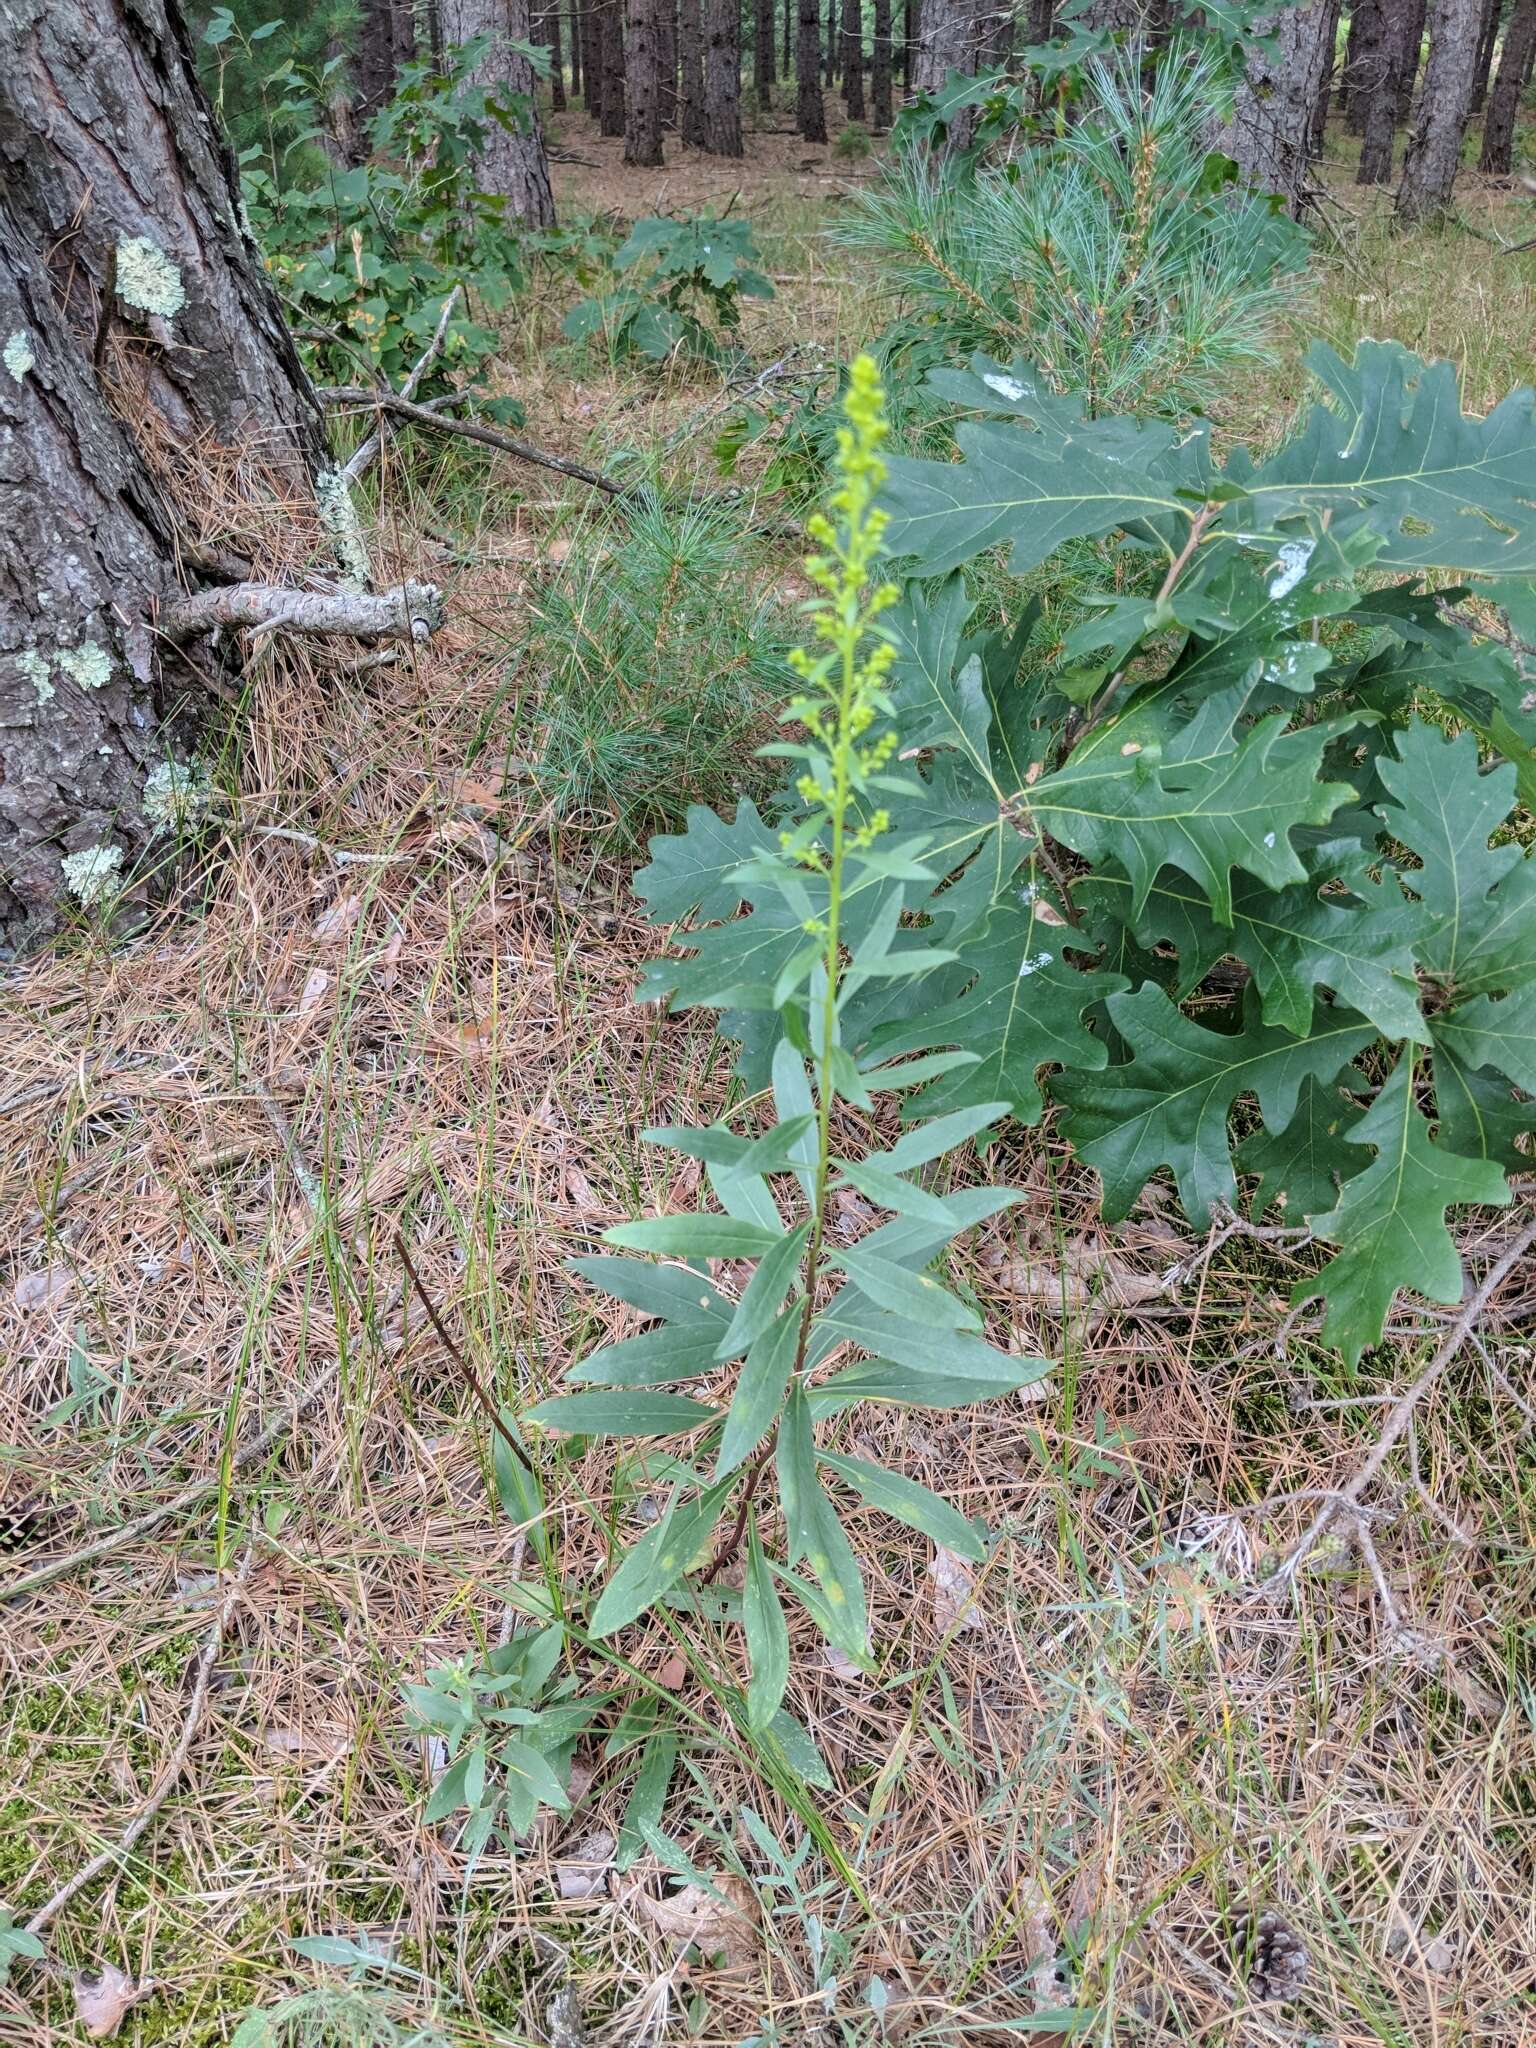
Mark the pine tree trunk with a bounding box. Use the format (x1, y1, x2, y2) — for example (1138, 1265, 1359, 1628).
(1481, 0, 1536, 169)
(826, 0, 839, 79)
(571, 0, 583, 98)
(703, 0, 744, 149)
(659, 0, 678, 124)
(871, 0, 893, 125)
(905, 0, 919, 82)
(357, 0, 415, 126)
(797, 0, 828, 136)
(681, 0, 707, 139)
(1471, 0, 1501, 104)
(625, 0, 666, 158)
(439, 0, 557, 223)
(757, 0, 777, 103)
(911, 0, 984, 144)
(1396, 0, 1482, 221)
(1309, 0, 1342, 152)
(583, 0, 603, 111)
(1397, 0, 1428, 116)
(1220, 2, 1335, 217)
(1027, 0, 1056, 38)
(1343, 0, 1379, 134)
(0, 0, 326, 947)
(842, 0, 866, 115)
(784, 0, 793, 79)
(1353, 0, 1399, 181)
(545, 2, 568, 108)
(599, 0, 627, 133)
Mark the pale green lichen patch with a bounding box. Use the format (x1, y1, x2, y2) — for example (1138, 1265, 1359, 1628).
(60, 843, 123, 909)
(3, 330, 34, 383)
(56, 641, 113, 690)
(143, 759, 213, 829)
(16, 648, 54, 705)
(115, 235, 187, 320)
(316, 468, 370, 592)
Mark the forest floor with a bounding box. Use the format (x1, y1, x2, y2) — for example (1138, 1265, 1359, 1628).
(4, 113, 1536, 2048)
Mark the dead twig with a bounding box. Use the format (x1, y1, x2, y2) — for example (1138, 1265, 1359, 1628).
(318, 386, 629, 498)
(163, 579, 444, 646)
(393, 1232, 538, 1481)
(22, 1544, 256, 1939)
(1273, 1209, 1536, 1588)
(342, 286, 462, 487)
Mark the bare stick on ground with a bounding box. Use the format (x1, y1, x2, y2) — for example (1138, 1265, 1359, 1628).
(342, 286, 463, 487)
(162, 579, 445, 646)
(319, 386, 630, 497)
(1274, 1210, 1536, 1588)
(22, 1545, 256, 1939)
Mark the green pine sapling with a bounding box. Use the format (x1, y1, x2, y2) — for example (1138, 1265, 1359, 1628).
(527, 358, 1048, 1716)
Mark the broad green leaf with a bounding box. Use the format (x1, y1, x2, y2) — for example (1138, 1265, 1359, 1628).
(567, 1255, 734, 1327)
(771, 1040, 819, 1201)
(1375, 722, 1521, 985)
(525, 1391, 718, 1437)
(492, 1408, 548, 1557)
(1296, 1058, 1512, 1364)
(798, 1485, 868, 1659)
(811, 1354, 1051, 1410)
(635, 799, 776, 922)
(1053, 985, 1375, 1223)
(1433, 987, 1536, 1096)
(820, 1450, 986, 1559)
(716, 1221, 811, 1359)
(590, 1481, 733, 1638)
(498, 1737, 572, 1817)
(707, 1155, 784, 1233)
(744, 1515, 790, 1732)
(830, 1243, 980, 1330)
(717, 1306, 800, 1475)
(757, 1706, 833, 1788)
(831, 1157, 965, 1226)
(873, 1100, 1010, 1172)
(775, 1382, 819, 1565)
(567, 1326, 734, 1387)
(1432, 1046, 1536, 1171)
(616, 1730, 678, 1871)
(870, 895, 1128, 1122)
(1236, 1076, 1369, 1220)
(603, 1215, 783, 1258)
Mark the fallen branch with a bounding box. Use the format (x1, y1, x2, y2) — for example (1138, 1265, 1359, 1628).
(318, 385, 628, 497)
(22, 1545, 256, 1939)
(1274, 1210, 1536, 1589)
(162, 579, 444, 645)
(342, 288, 462, 487)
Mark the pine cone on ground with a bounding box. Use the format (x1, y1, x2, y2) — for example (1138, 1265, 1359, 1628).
(1233, 1908, 1309, 2003)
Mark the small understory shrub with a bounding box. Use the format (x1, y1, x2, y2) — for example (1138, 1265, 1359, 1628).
(840, 51, 1309, 423)
(639, 341, 1536, 1371)
(512, 494, 788, 847)
(562, 213, 774, 365)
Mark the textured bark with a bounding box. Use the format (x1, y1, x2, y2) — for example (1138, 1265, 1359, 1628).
(570, 0, 582, 96)
(1219, 2, 1335, 217)
(164, 581, 443, 643)
(702, 0, 744, 150)
(0, 0, 325, 949)
(658, 0, 677, 124)
(356, 0, 416, 125)
(797, 0, 827, 136)
(1397, 0, 1428, 116)
(582, 0, 603, 110)
(439, 0, 557, 225)
(599, 0, 627, 133)
(911, 0, 984, 148)
(826, 0, 838, 78)
(905, 0, 919, 82)
(625, 0, 667, 160)
(1354, 0, 1400, 182)
(870, 0, 893, 126)
(1481, 0, 1536, 170)
(842, 0, 865, 116)
(757, 0, 777, 103)
(1396, 0, 1482, 221)
(783, 0, 793, 76)
(1308, 0, 1342, 152)
(541, 1, 568, 108)
(680, 0, 707, 139)
(1471, 0, 1502, 103)
(1026, 0, 1056, 37)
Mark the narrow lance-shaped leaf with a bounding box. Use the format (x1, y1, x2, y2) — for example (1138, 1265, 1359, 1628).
(743, 1514, 790, 1732)
(716, 1221, 811, 1360)
(590, 1481, 734, 1638)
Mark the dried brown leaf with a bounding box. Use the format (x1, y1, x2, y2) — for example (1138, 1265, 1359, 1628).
(14, 1266, 73, 1310)
(73, 1965, 156, 2039)
(638, 1873, 760, 1968)
(929, 1547, 986, 1634)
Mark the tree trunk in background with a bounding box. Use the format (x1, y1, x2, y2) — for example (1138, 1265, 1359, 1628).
(1027, 0, 1056, 38)
(1396, 0, 1482, 220)
(0, 0, 326, 948)
(912, 0, 983, 141)
(826, 0, 839, 79)
(1354, 0, 1399, 181)
(570, 0, 582, 98)
(357, 0, 415, 126)
(871, 0, 893, 124)
(702, 0, 743, 149)
(680, 0, 707, 139)
(784, 0, 793, 75)
(1471, 0, 1501, 103)
(1397, 0, 1428, 115)
(599, 0, 626, 133)
(1341, 0, 1367, 128)
(757, 0, 777, 103)
(1481, 0, 1536, 168)
(545, 2, 568, 108)
(584, 0, 604, 110)
(1220, 1, 1334, 217)
(798, 0, 827, 135)
(659, 0, 678, 124)
(842, 0, 866, 115)
(440, 0, 557, 223)
(1308, 0, 1341, 153)
(625, 0, 666, 159)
